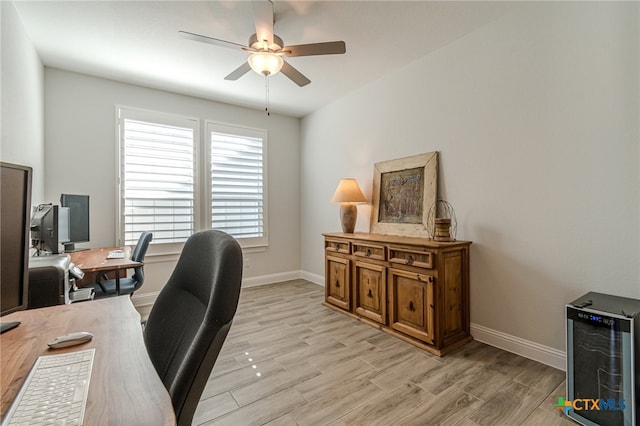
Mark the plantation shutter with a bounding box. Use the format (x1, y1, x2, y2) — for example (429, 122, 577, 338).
(209, 124, 267, 247)
(122, 116, 195, 246)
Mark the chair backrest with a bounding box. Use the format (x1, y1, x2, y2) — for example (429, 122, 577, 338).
(131, 231, 153, 262)
(143, 230, 243, 426)
(130, 231, 152, 290)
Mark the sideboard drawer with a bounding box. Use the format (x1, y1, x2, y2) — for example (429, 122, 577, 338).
(325, 239, 350, 254)
(389, 247, 434, 269)
(353, 243, 386, 261)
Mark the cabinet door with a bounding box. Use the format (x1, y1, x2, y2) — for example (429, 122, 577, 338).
(354, 261, 386, 324)
(325, 255, 350, 310)
(388, 268, 434, 344)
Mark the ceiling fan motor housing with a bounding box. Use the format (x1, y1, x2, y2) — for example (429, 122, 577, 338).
(249, 33, 284, 51)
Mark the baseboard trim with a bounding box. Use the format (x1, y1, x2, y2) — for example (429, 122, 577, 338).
(132, 273, 566, 371)
(242, 270, 303, 288)
(131, 270, 304, 307)
(300, 270, 323, 286)
(470, 322, 566, 371)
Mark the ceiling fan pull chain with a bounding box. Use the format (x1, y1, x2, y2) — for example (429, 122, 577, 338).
(265, 75, 270, 116)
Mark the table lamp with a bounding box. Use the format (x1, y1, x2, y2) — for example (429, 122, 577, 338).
(331, 178, 366, 233)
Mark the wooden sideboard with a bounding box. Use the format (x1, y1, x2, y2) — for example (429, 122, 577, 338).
(323, 232, 472, 356)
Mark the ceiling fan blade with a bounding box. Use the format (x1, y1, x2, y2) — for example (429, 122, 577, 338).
(225, 62, 252, 81)
(251, 0, 274, 46)
(283, 41, 346, 57)
(179, 30, 246, 51)
(281, 60, 311, 87)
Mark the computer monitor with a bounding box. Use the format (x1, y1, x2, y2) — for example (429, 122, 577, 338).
(60, 194, 89, 252)
(1, 162, 32, 329)
(30, 204, 70, 255)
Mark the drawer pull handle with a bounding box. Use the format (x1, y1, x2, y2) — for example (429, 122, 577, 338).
(406, 255, 414, 265)
(408, 301, 415, 311)
(335, 280, 340, 288)
(365, 248, 372, 257)
(367, 289, 373, 298)
(334, 244, 340, 251)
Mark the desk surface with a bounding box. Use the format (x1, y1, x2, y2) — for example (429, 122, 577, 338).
(1, 297, 175, 425)
(69, 247, 141, 272)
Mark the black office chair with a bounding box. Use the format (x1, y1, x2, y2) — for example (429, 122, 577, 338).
(143, 230, 242, 426)
(89, 231, 152, 298)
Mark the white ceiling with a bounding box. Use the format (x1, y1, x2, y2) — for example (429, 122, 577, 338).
(13, 1, 521, 117)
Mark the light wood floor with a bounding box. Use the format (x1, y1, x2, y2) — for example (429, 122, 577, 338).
(193, 279, 577, 426)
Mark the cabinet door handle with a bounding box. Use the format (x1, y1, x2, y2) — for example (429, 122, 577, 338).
(365, 248, 372, 257)
(405, 255, 414, 265)
(367, 289, 373, 298)
(335, 280, 340, 288)
(407, 301, 415, 311)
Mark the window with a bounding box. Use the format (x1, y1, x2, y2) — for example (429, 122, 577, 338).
(117, 108, 267, 249)
(207, 122, 267, 248)
(118, 108, 198, 246)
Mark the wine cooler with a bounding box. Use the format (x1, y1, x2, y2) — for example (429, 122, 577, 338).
(566, 292, 639, 426)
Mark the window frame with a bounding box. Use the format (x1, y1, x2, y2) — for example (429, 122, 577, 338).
(116, 107, 268, 253)
(205, 121, 268, 250)
(116, 106, 201, 254)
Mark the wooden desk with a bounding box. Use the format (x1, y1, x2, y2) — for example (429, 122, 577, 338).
(69, 247, 142, 295)
(0, 297, 175, 425)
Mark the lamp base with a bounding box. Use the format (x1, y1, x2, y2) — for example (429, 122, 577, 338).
(339, 203, 358, 233)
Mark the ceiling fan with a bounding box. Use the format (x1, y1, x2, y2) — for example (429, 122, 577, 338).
(179, 0, 346, 87)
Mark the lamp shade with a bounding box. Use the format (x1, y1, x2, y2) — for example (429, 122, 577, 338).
(248, 52, 284, 76)
(331, 178, 366, 204)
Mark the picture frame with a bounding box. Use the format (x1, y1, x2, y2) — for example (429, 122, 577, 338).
(370, 151, 438, 237)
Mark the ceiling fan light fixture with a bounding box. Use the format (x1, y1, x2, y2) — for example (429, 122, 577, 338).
(248, 52, 284, 76)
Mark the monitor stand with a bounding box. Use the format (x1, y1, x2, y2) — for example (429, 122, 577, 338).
(63, 243, 88, 253)
(0, 321, 20, 334)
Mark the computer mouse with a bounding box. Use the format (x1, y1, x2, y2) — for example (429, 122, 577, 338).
(47, 331, 94, 349)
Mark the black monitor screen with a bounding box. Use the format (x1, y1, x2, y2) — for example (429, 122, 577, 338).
(1, 162, 32, 316)
(60, 194, 90, 245)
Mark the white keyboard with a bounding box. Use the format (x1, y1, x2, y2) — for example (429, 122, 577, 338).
(106, 250, 124, 259)
(2, 349, 95, 426)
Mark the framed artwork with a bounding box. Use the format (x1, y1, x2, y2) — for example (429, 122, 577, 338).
(370, 151, 438, 237)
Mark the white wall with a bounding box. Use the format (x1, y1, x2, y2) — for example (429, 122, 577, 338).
(4, 0, 639, 367)
(1, 1, 44, 202)
(301, 2, 639, 357)
(44, 69, 301, 296)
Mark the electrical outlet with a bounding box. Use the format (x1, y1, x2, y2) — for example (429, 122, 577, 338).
(244, 257, 250, 268)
